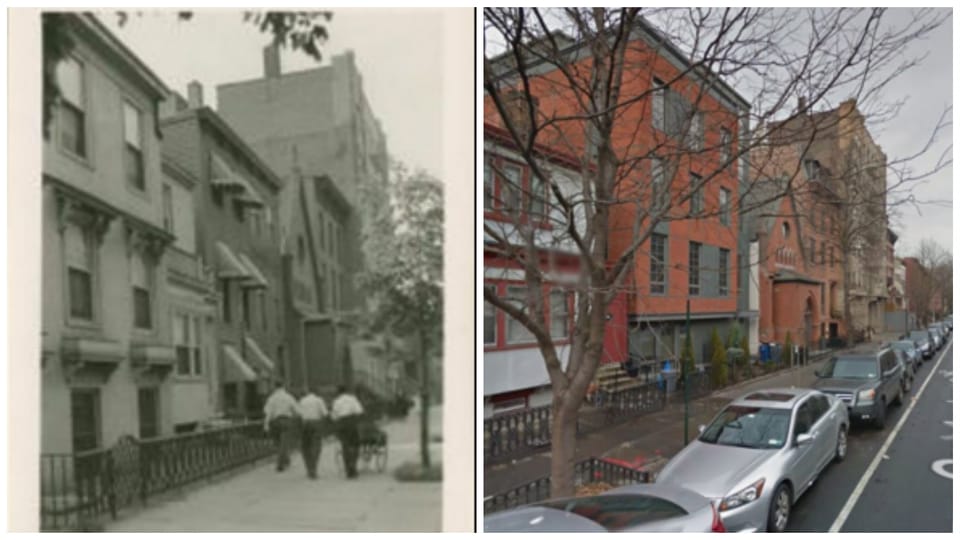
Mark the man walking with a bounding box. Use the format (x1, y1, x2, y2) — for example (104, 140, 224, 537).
(331, 385, 365, 479)
(263, 380, 298, 472)
(298, 386, 329, 479)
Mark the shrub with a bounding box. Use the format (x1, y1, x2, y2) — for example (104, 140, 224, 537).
(740, 334, 752, 378)
(710, 329, 728, 388)
(393, 461, 443, 482)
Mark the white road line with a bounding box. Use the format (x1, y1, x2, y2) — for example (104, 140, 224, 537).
(828, 339, 952, 533)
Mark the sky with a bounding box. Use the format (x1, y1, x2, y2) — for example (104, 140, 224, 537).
(484, 8, 953, 258)
(100, 8, 445, 179)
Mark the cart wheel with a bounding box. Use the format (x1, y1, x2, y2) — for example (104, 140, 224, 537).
(375, 446, 388, 472)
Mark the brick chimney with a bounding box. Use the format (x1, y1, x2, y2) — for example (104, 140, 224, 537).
(264, 43, 281, 78)
(187, 81, 203, 108)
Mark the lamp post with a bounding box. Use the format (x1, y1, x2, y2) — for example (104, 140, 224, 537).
(683, 299, 690, 446)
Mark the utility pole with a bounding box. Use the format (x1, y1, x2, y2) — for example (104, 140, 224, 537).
(684, 299, 690, 446)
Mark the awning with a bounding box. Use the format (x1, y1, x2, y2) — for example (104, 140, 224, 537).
(238, 253, 269, 289)
(216, 242, 251, 280)
(62, 337, 125, 365)
(130, 343, 176, 367)
(236, 189, 265, 208)
(244, 336, 276, 372)
(210, 154, 248, 193)
(222, 344, 257, 381)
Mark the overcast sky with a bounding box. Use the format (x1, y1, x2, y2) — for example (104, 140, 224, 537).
(100, 8, 445, 179)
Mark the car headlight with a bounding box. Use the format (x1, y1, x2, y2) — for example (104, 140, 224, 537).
(719, 478, 765, 511)
(857, 389, 875, 403)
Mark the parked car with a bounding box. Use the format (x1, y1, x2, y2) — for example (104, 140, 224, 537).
(945, 316, 952, 331)
(927, 326, 943, 350)
(909, 330, 934, 360)
(886, 340, 920, 375)
(891, 348, 914, 393)
(813, 346, 904, 429)
(933, 321, 950, 338)
(655, 388, 849, 533)
(484, 483, 730, 532)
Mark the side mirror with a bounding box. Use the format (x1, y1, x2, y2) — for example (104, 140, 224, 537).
(698, 424, 706, 434)
(796, 433, 814, 446)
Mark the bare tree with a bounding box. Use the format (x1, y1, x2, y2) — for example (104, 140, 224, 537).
(483, 7, 949, 497)
(908, 239, 951, 325)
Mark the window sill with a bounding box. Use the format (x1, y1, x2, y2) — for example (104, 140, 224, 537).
(59, 146, 95, 172)
(126, 181, 151, 202)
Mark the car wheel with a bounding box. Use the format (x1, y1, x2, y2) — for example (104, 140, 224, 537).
(767, 483, 792, 533)
(894, 385, 904, 406)
(873, 399, 886, 429)
(834, 426, 848, 463)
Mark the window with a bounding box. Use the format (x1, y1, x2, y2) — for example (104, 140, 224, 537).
(505, 286, 535, 344)
(794, 401, 814, 436)
(690, 173, 703, 215)
(650, 158, 667, 212)
(719, 248, 730, 296)
(719, 188, 731, 226)
(688, 112, 704, 150)
(688, 242, 701, 296)
(123, 102, 144, 190)
(528, 173, 546, 218)
(56, 56, 86, 157)
(651, 78, 665, 130)
(221, 279, 232, 322)
(650, 233, 667, 294)
(484, 295, 496, 346)
(501, 164, 522, 212)
(70, 389, 100, 452)
(138, 387, 160, 439)
(720, 127, 732, 163)
(174, 313, 203, 376)
(223, 383, 238, 411)
(550, 289, 570, 339)
(162, 184, 173, 233)
(782, 222, 790, 238)
(131, 254, 152, 329)
(65, 225, 94, 321)
(484, 159, 494, 209)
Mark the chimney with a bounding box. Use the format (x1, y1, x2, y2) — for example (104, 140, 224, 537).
(187, 81, 203, 108)
(264, 44, 281, 78)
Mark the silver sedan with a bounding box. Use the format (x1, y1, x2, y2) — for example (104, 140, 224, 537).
(655, 388, 849, 532)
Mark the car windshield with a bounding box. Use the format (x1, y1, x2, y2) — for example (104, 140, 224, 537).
(540, 494, 688, 531)
(819, 356, 879, 379)
(699, 406, 791, 449)
(890, 341, 914, 352)
(910, 332, 929, 342)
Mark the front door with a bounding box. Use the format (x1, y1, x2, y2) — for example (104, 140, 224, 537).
(790, 399, 820, 493)
(70, 388, 101, 452)
(137, 387, 160, 439)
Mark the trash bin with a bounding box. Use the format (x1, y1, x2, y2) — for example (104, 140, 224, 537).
(759, 342, 771, 364)
(661, 360, 678, 394)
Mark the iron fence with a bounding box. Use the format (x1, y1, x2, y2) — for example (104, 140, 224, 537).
(578, 382, 666, 435)
(40, 421, 273, 531)
(483, 457, 652, 515)
(483, 405, 552, 463)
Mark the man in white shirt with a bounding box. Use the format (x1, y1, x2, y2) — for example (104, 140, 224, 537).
(263, 380, 298, 472)
(298, 387, 329, 479)
(331, 385, 365, 478)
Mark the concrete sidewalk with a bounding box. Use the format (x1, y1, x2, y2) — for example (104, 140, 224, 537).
(107, 405, 443, 532)
(485, 336, 899, 497)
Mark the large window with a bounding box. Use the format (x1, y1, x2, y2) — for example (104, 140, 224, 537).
(688, 242, 701, 296)
(550, 289, 570, 339)
(650, 233, 667, 294)
(70, 389, 100, 452)
(484, 294, 497, 346)
(651, 78, 665, 129)
(123, 102, 145, 190)
(650, 158, 667, 212)
(56, 56, 86, 157)
(720, 127, 732, 163)
(719, 248, 730, 296)
(505, 286, 535, 344)
(690, 173, 703, 215)
(501, 164, 522, 212)
(131, 254, 152, 329)
(65, 225, 95, 321)
(173, 313, 203, 376)
(688, 112, 704, 150)
(719, 188, 731, 226)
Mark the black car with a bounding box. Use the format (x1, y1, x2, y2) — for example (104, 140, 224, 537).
(813, 346, 904, 429)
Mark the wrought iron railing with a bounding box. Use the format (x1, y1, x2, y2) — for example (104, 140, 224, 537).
(483, 405, 552, 462)
(483, 457, 652, 515)
(40, 421, 273, 531)
(578, 382, 666, 435)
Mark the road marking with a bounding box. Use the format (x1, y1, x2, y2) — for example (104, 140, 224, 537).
(931, 459, 952, 480)
(828, 339, 952, 533)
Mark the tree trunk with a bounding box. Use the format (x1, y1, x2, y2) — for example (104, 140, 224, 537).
(418, 327, 431, 469)
(549, 398, 579, 498)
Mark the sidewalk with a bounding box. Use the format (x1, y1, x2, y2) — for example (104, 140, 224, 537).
(484, 337, 896, 497)
(107, 405, 443, 532)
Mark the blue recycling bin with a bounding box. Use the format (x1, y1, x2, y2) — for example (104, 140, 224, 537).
(759, 342, 771, 363)
(660, 359, 678, 393)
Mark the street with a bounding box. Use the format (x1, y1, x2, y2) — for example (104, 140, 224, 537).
(786, 339, 953, 532)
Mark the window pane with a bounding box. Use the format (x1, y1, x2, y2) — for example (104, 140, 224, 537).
(719, 249, 729, 295)
(130, 254, 148, 288)
(529, 174, 545, 217)
(484, 300, 496, 345)
(506, 286, 534, 344)
(650, 233, 666, 294)
(123, 102, 141, 149)
(652, 79, 664, 130)
(550, 290, 569, 339)
(176, 346, 191, 375)
(56, 57, 84, 107)
(688, 242, 700, 295)
(502, 165, 522, 211)
(138, 388, 159, 439)
(125, 145, 145, 190)
(133, 287, 151, 328)
(69, 268, 93, 319)
(720, 189, 730, 226)
(651, 158, 666, 212)
(690, 174, 702, 214)
(59, 104, 86, 157)
(65, 225, 90, 269)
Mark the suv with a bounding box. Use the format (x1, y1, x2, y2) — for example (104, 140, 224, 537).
(910, 330, 934, 360)
(813, 347, 904, 429)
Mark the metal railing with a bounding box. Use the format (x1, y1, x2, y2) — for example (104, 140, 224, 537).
(40, 421, 273, 531)
(483, 457, 652, 515)
(578, 382, 666, 435)
(483, 405, 552, 463)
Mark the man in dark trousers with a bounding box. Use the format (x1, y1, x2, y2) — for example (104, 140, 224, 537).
(263, 380, 298, 472)
(297, 386, 329, 479)
(331, 385, 365, 479)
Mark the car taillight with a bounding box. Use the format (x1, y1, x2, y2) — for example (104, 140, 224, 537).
(711, 502, 726, 532)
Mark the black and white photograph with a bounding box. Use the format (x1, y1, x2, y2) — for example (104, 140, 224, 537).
(8, 6, 473, 532)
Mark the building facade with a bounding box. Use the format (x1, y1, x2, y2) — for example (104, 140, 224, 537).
(159, 85, 285, 419)
(41, 14, 175, 454)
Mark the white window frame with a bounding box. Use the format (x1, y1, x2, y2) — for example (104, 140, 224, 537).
(505, 285, 536, 345)
(549, 288, 570, 340)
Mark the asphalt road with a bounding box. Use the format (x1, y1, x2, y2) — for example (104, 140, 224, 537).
(786, 338, 953, 532)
